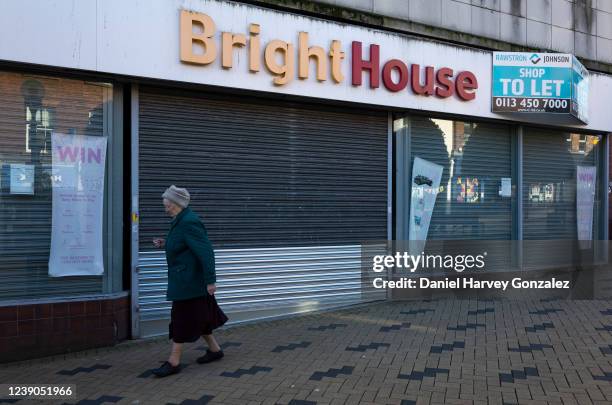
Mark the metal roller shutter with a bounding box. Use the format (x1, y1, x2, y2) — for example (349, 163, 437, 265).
(410, 116, 513, 240)
(137, 87, 388, 336)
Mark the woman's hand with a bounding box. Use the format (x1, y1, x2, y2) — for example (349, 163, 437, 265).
(207, 284, 217, 296)
(153, 238, 165, 249)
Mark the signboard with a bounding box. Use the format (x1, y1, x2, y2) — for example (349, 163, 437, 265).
(49, 133, 107, 277)
(2, 0, 611, 131)
(576, 165, 596, 248)
(492, 52, 589, 123)
(9, 163, 34, 195)
(571, 56, 589, 124)
(499, 177, 512, 198)
(409, 157, 443, 241)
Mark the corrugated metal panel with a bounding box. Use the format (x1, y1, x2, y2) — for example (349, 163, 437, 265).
(0, 71, 107, 300)
(523, 128, 602, 268)
(137, 87, 388, 333)
(410, 116, 513, 240)
(137, 245, 384, 330)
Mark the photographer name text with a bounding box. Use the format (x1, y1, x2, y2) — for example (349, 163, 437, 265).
(373, 277, 570, 291)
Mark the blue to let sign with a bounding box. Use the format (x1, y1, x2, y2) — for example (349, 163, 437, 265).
(492, 52, 589, 124)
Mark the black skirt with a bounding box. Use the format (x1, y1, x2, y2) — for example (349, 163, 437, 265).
(169, 295, 228, 343)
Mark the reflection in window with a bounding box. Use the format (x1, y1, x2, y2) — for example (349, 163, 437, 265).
(456, 177, 481, 203)
(526, 134, 601, 205)
(25, 106, 55, 154)
(431, 119, 488, 205)
(567, 133, 599, 155)
(408, 116, 513, 240)
(523, 128, 602, 241)
(528, 183, 555, 203)
(0, 70, 110, 300)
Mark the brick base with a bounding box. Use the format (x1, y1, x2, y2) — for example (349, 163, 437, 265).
(0, 295, 130, 363)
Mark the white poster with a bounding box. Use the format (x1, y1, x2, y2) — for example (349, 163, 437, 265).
(49, 133, 107, 277)
(576, 166, 596, 246)
(409, 157, 443, 241)
(499, 177, 512, 197)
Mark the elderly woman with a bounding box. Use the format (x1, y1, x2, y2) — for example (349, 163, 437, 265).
(151, 185, 228, 378)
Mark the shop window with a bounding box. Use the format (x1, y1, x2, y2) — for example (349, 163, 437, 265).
(523, 129, 602, 240)
(0, 71, 113, 301)
(406, 116, 514, 240)
(522, 128, 602, 269)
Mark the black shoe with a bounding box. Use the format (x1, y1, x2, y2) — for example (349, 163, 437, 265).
(151, 361, 181, 377)
(197, 349, 224, 364)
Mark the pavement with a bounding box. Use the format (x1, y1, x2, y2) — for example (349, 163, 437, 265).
(3, 299, 612, 405)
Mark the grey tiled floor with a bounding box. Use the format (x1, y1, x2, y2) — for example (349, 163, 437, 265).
(3, 299, 612, 404)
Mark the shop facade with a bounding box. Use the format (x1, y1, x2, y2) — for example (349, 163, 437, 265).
(1, 0, 612, 357)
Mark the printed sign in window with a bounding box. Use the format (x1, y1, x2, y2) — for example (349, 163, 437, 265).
(9, 163, 34, 195)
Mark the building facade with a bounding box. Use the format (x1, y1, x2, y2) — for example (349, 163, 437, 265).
(0, 0, 611, 361)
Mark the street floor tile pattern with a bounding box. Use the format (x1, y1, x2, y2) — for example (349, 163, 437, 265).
(3, 300, 612, 404)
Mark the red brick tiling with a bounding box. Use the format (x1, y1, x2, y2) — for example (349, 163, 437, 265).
(100, 314, 114, 329)
(34, 304, 52, 319)
(0, 337, 12, 354)
(17, 305, 35, 321)
(0, 306, 17, 322)
(113, 297, 128, 311)
(85, 301, 101, 315)
(88, 328, 114, 347)
(69, 302, 85, 316)
(17, 320, 36, 336)
(0, 295, 131, 363)
(36, 318, 53, 335)
(70, 316, 86, 333)
(0, 321, 18, 338)
(116, 311, 129, 341)
(52, 317, 69, 333)
(85, 315, 101, 330)
(16, 334, 36, 350)
(52, 303, 69, 317)
(101, 299, 114, 315)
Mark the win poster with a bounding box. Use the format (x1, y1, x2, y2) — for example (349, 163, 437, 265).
(576, 165, 596, 247)
(49, 133, 107, 277)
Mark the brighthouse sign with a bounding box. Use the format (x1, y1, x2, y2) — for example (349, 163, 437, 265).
(179, 10, 479, 101)
(492, 52, 589, 123)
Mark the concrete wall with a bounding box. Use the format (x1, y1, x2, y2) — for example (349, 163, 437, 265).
(252, 0, 612, 71)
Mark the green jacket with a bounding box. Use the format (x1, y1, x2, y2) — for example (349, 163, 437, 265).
(165, 207, 216, 301)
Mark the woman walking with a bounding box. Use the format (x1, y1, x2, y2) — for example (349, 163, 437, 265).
(151, 185, 228, 378)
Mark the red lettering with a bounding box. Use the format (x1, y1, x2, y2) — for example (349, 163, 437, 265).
(382, 59, 409, 92)
(88, 148, 102, 164)
(350, 43, 477, 101)
(456, 71, 478, 101)
(351, 41, 380, 88)
(435, 67, 454, 98)
(411, 64, 435, 95)
(57, 146, 79, 162)
(56, 146, 102, 163)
